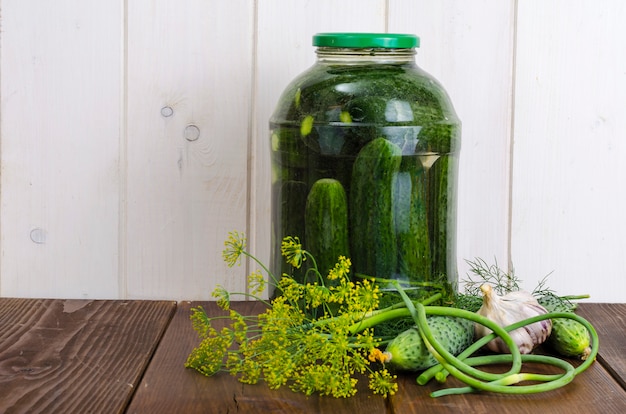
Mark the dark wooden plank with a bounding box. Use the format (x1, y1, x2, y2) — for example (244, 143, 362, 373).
(127, 301, 389, 414)
(577, 303, 626, 389)
(0, 298, 176, 414)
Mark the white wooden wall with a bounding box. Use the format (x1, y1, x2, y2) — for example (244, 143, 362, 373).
(1, 0, 624, 302)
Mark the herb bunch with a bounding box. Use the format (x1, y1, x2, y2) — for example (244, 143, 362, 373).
(185, 232, 398, 398)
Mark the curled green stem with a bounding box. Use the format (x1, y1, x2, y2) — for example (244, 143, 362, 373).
(345, 293, 442, 335)
(415, 303, 580, 396)
(390, 281, 523, 382)
(430, 353, 576, 397)
(418, 311, 600, 385)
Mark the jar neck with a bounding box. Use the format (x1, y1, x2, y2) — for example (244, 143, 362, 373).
(315, 47, 416, 64)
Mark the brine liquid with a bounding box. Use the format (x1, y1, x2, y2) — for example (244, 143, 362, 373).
(270, 124, 458, 292)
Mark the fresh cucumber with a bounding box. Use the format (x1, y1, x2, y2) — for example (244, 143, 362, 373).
(385, 316, 474, 371)
(394, 157, 431, 282)
(349, 138, 402, 279)
(538, 294, 592, 360)
(428, 155, 449, 277)
(305, 178, 350, 282)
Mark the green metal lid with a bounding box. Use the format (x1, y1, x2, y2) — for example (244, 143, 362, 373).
(312, 33, 419, 49)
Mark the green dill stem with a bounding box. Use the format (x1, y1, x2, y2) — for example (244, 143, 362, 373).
(303, 251, 323, 284)
(241, 251, 279, 286)
(418, 310, 600, 385)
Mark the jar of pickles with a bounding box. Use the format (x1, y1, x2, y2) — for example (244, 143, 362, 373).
(270, 33, 461, 293)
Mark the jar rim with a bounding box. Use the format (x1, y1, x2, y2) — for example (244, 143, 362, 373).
(312, 33, 420, 49)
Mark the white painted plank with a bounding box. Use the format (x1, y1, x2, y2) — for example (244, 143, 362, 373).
(252, 0, 387, 290)
(389, 0, 517, 286)
(512, 0, 626, 302)
(124, 0, 254, 299)
(0, 1, 122, 298)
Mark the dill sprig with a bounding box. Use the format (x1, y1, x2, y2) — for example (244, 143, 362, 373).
(463, 257, 521, 296)
(455, 258, 589, 313)
(185, 231, 399, 398)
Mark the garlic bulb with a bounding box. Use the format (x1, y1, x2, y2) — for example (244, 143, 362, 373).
(475, 284, 552, 354)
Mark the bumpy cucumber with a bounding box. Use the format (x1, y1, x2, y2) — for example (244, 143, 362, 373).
(349, 138, 402, 279)
(538, 294, 592, 360)
(394, 157, 431, 282)
(428, 155, 449, 277)
(385, 316, 474, 371)
(305, 178, 350, 282)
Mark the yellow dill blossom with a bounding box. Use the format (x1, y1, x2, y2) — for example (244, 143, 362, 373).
(281, 236, 305, 268)
(368, 369, 398, 397)
(188, 306, 212, 338)
(222, 231, 246, 267)
(341, 278, 380, 313)
(247, 269, 266, 296)
(331, 280, 355, 306)
(327, 256, 351, 281)
(277, 276, 305, 303)
(185, 311, 234, 376)
(212, 285, 230, 310)
(304, 283, 332, 309)
(230, 310, 248, 344)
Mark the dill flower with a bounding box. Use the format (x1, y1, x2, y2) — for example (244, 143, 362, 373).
(304, 283, 332, 309)
(277, 276, 305, 303)
(185, 315, 233, 376)
(331, 278, 356, 305)
(368, 369, 398, 397)
(281, 236, 305, 268)
(189, 306, 212, 338)
(212, 285, 230, 310)
(247, 270, 266, 296)
(327, 256, 351, 281)
(230, 309, 248, 344)
(222, 231, 246, 267)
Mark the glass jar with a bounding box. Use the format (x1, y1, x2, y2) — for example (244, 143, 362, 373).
(269, 33, 461, 293)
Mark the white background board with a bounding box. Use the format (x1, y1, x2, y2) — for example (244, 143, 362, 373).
(1, 0, 624, 302)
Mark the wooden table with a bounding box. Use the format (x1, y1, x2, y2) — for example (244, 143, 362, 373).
(1, 299, 624, 413)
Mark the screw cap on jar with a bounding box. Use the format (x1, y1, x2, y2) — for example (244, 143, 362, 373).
(312, 33, 419, 49)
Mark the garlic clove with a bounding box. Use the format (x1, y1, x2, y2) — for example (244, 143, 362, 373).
(475, 284, 552, 354)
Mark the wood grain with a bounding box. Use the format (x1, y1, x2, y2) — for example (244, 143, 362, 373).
(577, 303, 626, 389)
(0, 298, 175, 413)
